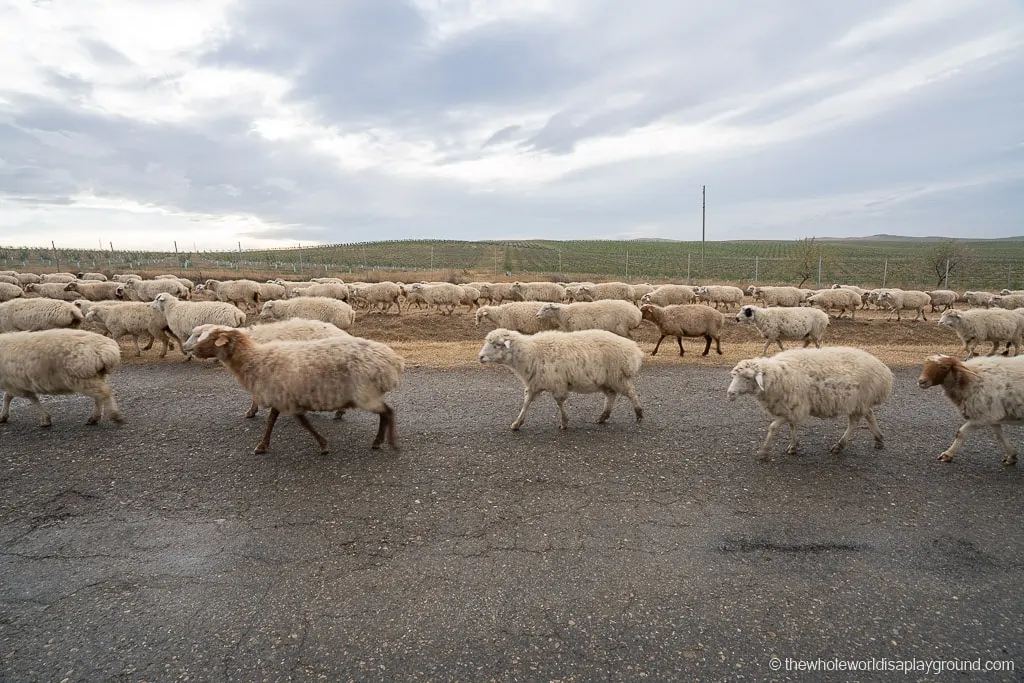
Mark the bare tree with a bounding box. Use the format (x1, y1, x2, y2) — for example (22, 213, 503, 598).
(788, 237, 836, 287)
(925, 240, 974, 287)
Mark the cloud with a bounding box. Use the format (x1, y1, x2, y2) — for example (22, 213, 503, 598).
(0, 0, 1022, 250)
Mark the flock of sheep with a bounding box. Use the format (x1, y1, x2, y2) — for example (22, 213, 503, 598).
(0, 270, 1022, 466)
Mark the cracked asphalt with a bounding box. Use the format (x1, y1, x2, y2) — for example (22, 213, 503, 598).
(1, 362, 1022, 681)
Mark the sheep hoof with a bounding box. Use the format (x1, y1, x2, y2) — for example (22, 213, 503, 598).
(634, 408, 643, 423)
(786, 445, 799, 455)
(874, 439, 884, 450)
(598, 414, 610, 424)
(829, 442, 845, 454)
(1002, 454, 1017, 466)
(938, 452, 953, 462)
(86, 417, 99, 425)
(253, 445, 268, 455)
(756, 449, 770, 458)
(510, 423, 521, 431)
(39, 420, 53, 428)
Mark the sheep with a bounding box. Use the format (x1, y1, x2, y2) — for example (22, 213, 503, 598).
(0, 328, 123, 426)
(877, 289, 930, 321)
(0, 275, 19, 286)
(351, 282, 402, 313)
(630, 284, 655, 302)
(189, 327, 403, 454)
(734, 304, 830, 356)
(727, 346, 893, 457)
(830, 284, 866, 298)
(259, 297, 356, 330)
(508, 281, 567, 303)
(0, 282, 23, 302)
(255, 282, 287, 304)
(0, 298, 84, 333)
(927, 289, 959, 313)
(398, 284, 428, 310)
(204, 279, 263, 311)
(806, 288, 861, 319)
(292, 282, 349, 301)
(476, 282, 514, 305)
(149, 293, 246, 360)
(123, 278, 189, 302)
(639, 304, 723, 356)
(40, 273, 77, 284)
(991, 294, 1024, 311)
(0, 271, 16, 277)
(748, 286, 806, 308)
(478, 328, 643, 430)
(563, 282, 595, 302)
(963, 291, 996, 308)
(474, 302, 560, 335)
(84, 303, 174, 357)
(572, 282, 634, 303)
(536, 300, 643, 338)
(24, 282, 79, 301)
(917, 354, 1024, 465)
(183, 319, 353, 420)
(938, 309, 1024, 359)
(458, 285, 481, 310)
(77, 272, 108, 281)
(640, 285, 696, 307)
(694, 285, 744, 311)
(15, 273, 41, 286)
(112, 274, 142, 283)
(408, 283, 462, 315)
(64, 281, 125, 302)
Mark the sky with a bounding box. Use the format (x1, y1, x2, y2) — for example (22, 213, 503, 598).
(0, 0, 1022, 251)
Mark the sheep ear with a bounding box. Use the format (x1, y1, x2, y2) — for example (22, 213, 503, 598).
(755, 372, 765, 391)
(503, 339, 511, 348)
(214, 335, 230, 347)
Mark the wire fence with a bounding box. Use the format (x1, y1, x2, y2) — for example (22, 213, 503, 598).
(2, 241, 1022, 291)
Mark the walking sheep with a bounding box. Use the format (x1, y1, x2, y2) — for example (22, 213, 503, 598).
(0, 282, 23, 302)
(639, 304, 723, 356)
(918, 354, 1024, 465)
(478, 328, 644, 430)
(123, 278, 189, 302)
(572, 282, 634, 303)
(189, 328, 404, 454)
(734, 305, 829, 356)
(806, 288, 861, 319)
(748, 286, 805, 308)
(877, 289, 931, 321)
(149, 293, 246, 360)
(726, 347, 893, 457)
(84, 303, 174, 357)
(640, 285, 696, 307)
(0, 298, 84, 332)
(0, 329, 123, 426)
(938, 309, 1024, 359)
(536, 300, 643, 338)
(259, 297, 355, 330)
(509, 281, 567, 303)
(927, 290, 959, 313)
(475, 302, 560, 334)
(695, 285, 744, 311)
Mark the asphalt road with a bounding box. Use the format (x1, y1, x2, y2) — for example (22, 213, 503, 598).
(1, 362, 1022, 681)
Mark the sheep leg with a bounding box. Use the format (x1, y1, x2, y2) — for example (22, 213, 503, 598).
(623, 382, 643, 423)
(294, 413, 329, 454)
(21, 393, 53, 427)
(84, 382, 121, 424)
(372, 404, 397, 449)
(759, 339, 772, 356)
(131, 334, 143, 357)
(758, 418, 785, 456)
(785, 422, 800, 454)
(865, 410, 885, 449)
(990, 424, 1017, 466)
(554, 395, 570, 430)
(830, 415, 859, 454)
(141, 333, 155, 350)
(678, 336, 686, 356)
(712, 335, 722, 355)
(245, 400, 259, 418)
(254, 408, 280, 454)
(850, 306, 856, 321)
(333, 410, 346, 420)
(511, 388, 539, 431)
(598, 390, 617, 424)
(158, 331, 171, 358)
(0, 392, 11, 423)
(986, 341, 1001, 357)
(940, 420, 983, 461)
(651, 334, 667, 356)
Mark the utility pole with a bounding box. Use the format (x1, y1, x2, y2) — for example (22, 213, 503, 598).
(298, 243, 304, 275)
(51, 241, 59, 273)
(625, 249, 629, 280)
(237, 241, 243, 276)
(882, 260, 888, 288)
(701, 185, 706, 274)
(754, 256, 759, 282)
(944, 259, 950, 289)
(817, 253, 822, 287)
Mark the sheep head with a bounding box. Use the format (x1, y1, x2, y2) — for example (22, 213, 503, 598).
(938, 310, 962, 327)
(918, 354, 974, 389)
(478, 329, 519, 365)
(190, 327, 247, 360)
(535, 303, 561, 319)
(735, 305, 757, 323)
(727, 359, 765, 401)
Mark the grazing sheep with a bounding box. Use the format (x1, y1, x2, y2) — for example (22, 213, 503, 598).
(77, 272, 108, 281)
(24, 282, 79, 301)
(640, 285, 696, 307)
(963, 291, 996, 308)
(474, 302, 560, 335)
(189, 327, 403, 454)
(877, 289, 930, 321)
(735, 305, 830, 356)
(184, 319, 352, 420)
(806, 288, 861, 319)
(149, 293, 246, 360)
(408, 283, 462, 315)
(938, 309, 1024, 359)
(639, 304, 723, 356)
(748, 286, 805, 308)
(0, 298, 84, 332)
(927, 289, 959, 313)
(695, 285, 744, 311)
(918, 354, 1024, 465)
(478, 328, 643, 430)
(572, 282, 634, 303)
(0, 282, 23, 302)
(727, 346, 893, 457)
(259, 297, 355, 330)
(0, 329, 122, 426)
(85, 302, 174, 357)
(123, 278, 189, 302)
(991, 294, 1024, 311)
(536, 300, 643, 338)
(64, 281, 125, 302)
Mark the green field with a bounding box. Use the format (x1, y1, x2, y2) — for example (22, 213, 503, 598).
(3, 237, 1024, 291)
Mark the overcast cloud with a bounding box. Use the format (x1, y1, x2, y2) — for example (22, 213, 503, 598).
(0, 0, 1022, 250)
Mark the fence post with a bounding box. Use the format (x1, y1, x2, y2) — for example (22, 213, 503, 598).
(817, 254, 822, 288)
(1009, 262, 1013, 290)
(687, 254, 690, 281)
(754, 256, 759, 282)
(558, 250, 561, 274)
(944, 259, 950, 289)
(625, 249, 629, 280)
(882, 260, 888, 288)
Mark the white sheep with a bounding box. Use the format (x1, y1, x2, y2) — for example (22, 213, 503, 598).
(64, 281, 125, 302)
(918, 354, 1024, 465)
(189, 327, 404, 454)
(478, 328, 644, 430)
(459, 285, 481, 311)
(351, 282, 402, 313)
(292, 282, 349, 301)
(149, 293, 246, 360)
(77, 272, 108, 281)
(474, 302, 560, 335)
(938, 309, 1024, 359)
(536, 300, 643, 338)
(408, 283, 462, 314)
(0, 329, 122, 426)
(695, 285, 744, 311)
(124, 278, 189, 302)
(507, 281, 566, 303)
(640, 285, 696, 307)
(927, 289, 958, 313)
(40, 273, 77, 284)
(963, 291, 996, 308)
(734, 305, 830, 356)
(876, 289, 930, 321)
(85, 302, 174, 357)
(0, 282, 23, 302)
(15, 273, 41, 286)
(638, 303, 723, 356)
(991, 294, 1024, 311)
(748, 286, 805, 308)
(571, 282, 634, 303)
(204, 279, 263, 311)
(727, 346, 893, 457)
(806, 288, 861, 319)
(476, 282, 514, 305)
(112, 274, 142, 283)
(0, 275, 19, 286)
(0, 298, 84, 332)
(630, 284, 655, 302)
(255, 282, 288, 304)
(259, 297, 355, 330)
(24, 283, 79, 301)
